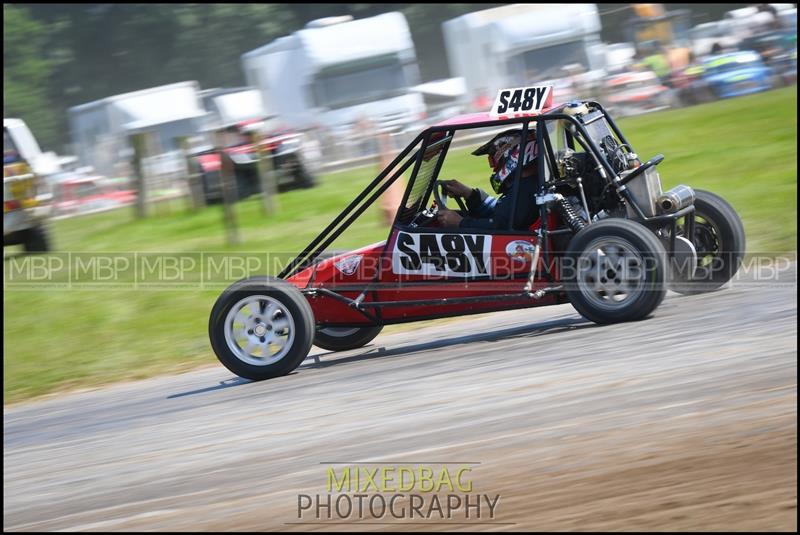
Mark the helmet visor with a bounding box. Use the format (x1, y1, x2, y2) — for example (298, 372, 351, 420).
(489, 140, 538, 194)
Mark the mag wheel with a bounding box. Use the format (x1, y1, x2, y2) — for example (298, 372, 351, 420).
(565, 219, 667, 324)
(671, 189, 746, 295)
(209, 276, 315, 380)
(314, 326, 384, 352)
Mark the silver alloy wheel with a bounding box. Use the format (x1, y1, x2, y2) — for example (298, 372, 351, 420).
(317, 327, 360, 338)
(576, 237, 647, 311)
(223, 295, 296, 366)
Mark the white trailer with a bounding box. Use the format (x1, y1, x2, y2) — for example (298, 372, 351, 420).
(690, 21, 741, 57)
(67, 81, 208, 177)
(442, 4, 606, 109)
(724, 4, 796, 40)
(241, 12, 426, 136)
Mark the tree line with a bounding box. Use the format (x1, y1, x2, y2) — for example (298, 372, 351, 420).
(4, 3, 743, 152)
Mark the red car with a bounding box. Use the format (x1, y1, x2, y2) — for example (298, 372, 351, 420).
(53, 175, 136, 217)
(209, 90, 745, 381)
(190, 120, 317, 203)
(605, 70, 674, 117)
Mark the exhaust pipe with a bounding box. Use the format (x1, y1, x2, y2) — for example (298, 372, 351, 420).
(658, 185, 695, 214)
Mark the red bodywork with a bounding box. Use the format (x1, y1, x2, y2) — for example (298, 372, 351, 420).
(194, 121, 300, 174)
(54, 177, 136, 216)
(285, 107, 567, 327)
(287, 214, 564, 326)
(606, 71, 669, 105)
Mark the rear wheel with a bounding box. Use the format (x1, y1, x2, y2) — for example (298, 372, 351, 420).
(671, 189, 745, 295)
(209, 276, 315, 380)
(564, 218, 667, 324)
(23, 225, 51, 253)
(314, 326, 383, 352)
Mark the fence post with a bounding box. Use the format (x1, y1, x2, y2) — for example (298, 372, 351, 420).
(178, 136, 206, 212)
(255, 132, 278, 216)
(130, 132, 148, 219)
(218, 143, 240, 246)
(378, 129, 404, 226)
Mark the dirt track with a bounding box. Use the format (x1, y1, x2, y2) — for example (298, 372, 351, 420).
(4, 266, 797, 531)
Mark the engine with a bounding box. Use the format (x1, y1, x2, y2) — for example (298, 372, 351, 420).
(555, 146, 695, 221)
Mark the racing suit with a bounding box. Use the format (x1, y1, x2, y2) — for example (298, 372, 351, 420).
(457, 176, 539, 231)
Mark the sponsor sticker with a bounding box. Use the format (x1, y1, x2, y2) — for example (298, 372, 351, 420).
(506, 240, 537, 264)
(490, 85, 553, 117)
(334, 255, 362, 276)
(392, 232, 492, 277)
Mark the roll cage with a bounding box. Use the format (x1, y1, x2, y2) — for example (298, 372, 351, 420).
(279, 101, 695, 319)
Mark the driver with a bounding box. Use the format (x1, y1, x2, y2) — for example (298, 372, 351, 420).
(436, 128, 540, 231)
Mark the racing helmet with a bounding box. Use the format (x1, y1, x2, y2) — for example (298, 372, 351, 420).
(472, 128, 538, 194)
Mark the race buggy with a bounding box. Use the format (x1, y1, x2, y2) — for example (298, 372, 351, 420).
(209, 87, 745, 381)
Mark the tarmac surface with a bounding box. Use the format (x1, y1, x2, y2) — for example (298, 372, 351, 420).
(4, 264, 797, 531)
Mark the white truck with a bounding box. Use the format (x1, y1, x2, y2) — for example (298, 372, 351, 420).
(442, 4, 606, 111)
(4, 118, 56, 251)
(241, 12, 426, 139)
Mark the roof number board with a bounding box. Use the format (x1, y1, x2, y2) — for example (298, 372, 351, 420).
(490, 86, 553, 118)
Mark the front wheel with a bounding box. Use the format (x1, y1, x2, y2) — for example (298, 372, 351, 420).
(314, 326, 384, 352)
(292, 158, 316, 189)
(671, 189, 745, 295)
(209, 276, 315, 380)
(564, 218, 667, 324)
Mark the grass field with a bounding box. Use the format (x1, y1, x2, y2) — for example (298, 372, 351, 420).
(3, 87, 797, 403)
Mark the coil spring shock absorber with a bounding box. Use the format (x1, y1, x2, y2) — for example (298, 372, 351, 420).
(556, 195, 587, 234)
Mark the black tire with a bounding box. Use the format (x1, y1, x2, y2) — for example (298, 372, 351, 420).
(671, 189, 745, 295)
(209, 276, 315, 380)
(314, 326, 384, 352)
(564, 218, 667, 324)
(235, 166, 260, 199)
(201, 171, 223, 204)
(23, 225, 51, 253)
(293, 161, 316, 189)
(204, 169, 249, 203)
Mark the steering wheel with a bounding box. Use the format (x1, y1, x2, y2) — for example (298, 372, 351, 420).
(434, 180, 468, 212)
(408, 203, 438, 228)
